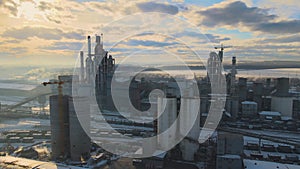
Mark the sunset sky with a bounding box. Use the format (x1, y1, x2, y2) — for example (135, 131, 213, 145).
(0, 0, 299, 66)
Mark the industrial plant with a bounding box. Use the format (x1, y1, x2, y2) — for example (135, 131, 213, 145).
(0, 34, 300, 169)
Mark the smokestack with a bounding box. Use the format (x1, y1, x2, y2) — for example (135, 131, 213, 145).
(87, 36, 91, 58)
(231, 56, 237, 88)
(80, 51, 84, 82)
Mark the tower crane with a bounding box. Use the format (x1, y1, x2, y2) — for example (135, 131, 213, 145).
(214, 44, 232, 62)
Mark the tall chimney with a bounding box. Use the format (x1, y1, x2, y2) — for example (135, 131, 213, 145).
(231, 56, 237, 88)
(87, 36, 91, 59)
(80, 51, 84, 82)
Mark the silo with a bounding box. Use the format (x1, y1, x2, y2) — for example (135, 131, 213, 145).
(157, 97, 177, 150)
(49, 95, 70, 160)
(253, 82, 263, 111)
(68, 96, 91, 161)
(275, 78, 289, 97)
(179, 97, 200, 139)
(238, 78, 247, 103)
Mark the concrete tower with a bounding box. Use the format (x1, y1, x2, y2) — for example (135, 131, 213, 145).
(68, 97, 91, 161)
(80, 51, 85, 83)
(157, 96, 177, 150)
(49, 75, 91, 161)
(50, 95, 70, 160)
(230, 56, 237, 89)
(86, 36, 93, 84)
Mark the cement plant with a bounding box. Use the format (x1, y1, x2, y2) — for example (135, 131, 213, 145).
(1, 34, 300, 169)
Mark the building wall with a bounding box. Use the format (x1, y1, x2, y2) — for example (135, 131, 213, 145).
(241, 102, 257, 117)
(271, 97, 294, 118)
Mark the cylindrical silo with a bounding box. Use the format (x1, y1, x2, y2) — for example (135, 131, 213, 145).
(49, 95, 69, 160)
(68, 96, 91, 161)
(157, 97, 177, 150)
(276, 78, 289, 97)
(179, 97, 200, 140)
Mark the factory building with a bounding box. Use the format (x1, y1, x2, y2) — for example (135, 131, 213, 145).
(78, 34, 115, 101)
(241, 101, 258, 118)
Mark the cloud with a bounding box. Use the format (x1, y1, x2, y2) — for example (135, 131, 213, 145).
(2, 26, 84, 40)
(175, 31, 231, 43)
(196, 1, 300, 34)
(38, 1, 63, 11)
(137, 2, 179, 15)
(42, 42, 83, 51)
(253, 20, 300, 34)
(258, 34, 300, 43)
(0, 0, 18, 16)
(198, 1, 276, 27)
(126, 39, 178, 47)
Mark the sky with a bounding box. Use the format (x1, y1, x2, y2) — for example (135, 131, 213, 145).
(0, 0, 300, 66)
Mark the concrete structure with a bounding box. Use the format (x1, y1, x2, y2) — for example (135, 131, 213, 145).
(238, 78, 248, 113)
(241, 101, 258, 117)
(49, 75, 91, 161)
(80, 51, 85, 82)
(271, 78, 294, 118)
(180, 139, 199, 162)
(274, 78, 289, 97)
(68, 97, 91, 161)
(157, 97, 177, 150)
(94, 34, 115, 111)
(253, 82, 263, 111)
(178, 94, 200, 161)
(271, 96, 294, 118)
(50, 95, 70, 160)
(230, 56, 237, 93)
(217, 132, 243, 155)
(216, 132, 243, 169)
(179, 97, 200, 139)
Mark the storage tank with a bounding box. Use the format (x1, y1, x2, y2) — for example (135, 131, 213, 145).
(68, 96, 91, 161)
(179, 97, 200, 139)
(275, 78, 289, 97)
(49, 95, 70, 160)
(157, 97, 177, 150)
